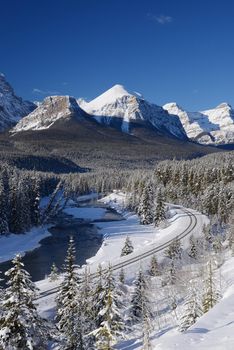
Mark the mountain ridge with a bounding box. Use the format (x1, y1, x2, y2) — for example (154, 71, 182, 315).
(164, 102, 234, 145)
(0, 73, 35, 131)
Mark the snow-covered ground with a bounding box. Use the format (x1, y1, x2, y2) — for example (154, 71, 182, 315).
(22, 190, 234, 350)
(36, 191, 208, 316)
(0, 225, 51, 263)
(154, 255, 234, 350)
(85, 192, 208, 278)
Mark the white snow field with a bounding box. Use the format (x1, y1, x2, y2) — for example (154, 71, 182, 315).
(153, 255, 234, 350)
(85, 192, 208, 279)
(36, 191, 208, 317)
(34, 192, 234, 349)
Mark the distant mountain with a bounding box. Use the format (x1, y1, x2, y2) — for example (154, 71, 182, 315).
(8, 88, 218, 171)
(80, 84, 187, 140)
(0, 73, 35, 131)
(164, 102, 234, 145)
(12, 95, 87, 132)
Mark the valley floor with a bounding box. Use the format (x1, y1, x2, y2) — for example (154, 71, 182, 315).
(3, 191, 233, 349)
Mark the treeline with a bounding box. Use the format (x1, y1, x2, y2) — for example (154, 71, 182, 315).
(126, 152, 234, 228)
(1, 151, 233, 236)
(0, 162, 60, 234)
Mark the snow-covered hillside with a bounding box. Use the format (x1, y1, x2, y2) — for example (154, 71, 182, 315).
(155, 255, 234, 350)
(11, 95, 85, 132)
(0, 73, 35, 131)
(80, 84, 187, 139)
(164, 102, 234, 145)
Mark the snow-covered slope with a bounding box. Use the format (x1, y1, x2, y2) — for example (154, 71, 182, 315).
(156, 256, 234, 350)
(0, 73, 35, 131)
(164, 102, 234, 145)
(12, 95, 85, 132)
(80, 85, 187, 139)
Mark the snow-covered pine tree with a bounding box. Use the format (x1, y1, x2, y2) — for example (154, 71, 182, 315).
(203, 224, 213, 249)
(56, 236, 84, 350)
(179, 288, 203, 332)
(130, 269, 151, 324)
(138, 184, 154, 225)
(80, 267, 95, 349)
(153, 188, 166, 227)
(149, 255, 160, 276)
(0, 179, 9, 234)
(212, 235, 223, 254)
(202, 260, 220, 313)
(142, 310, 152, 350)
(166, 260, 177, 285)
(92, 265, 125, 350)
(0, 254, 50, 349)
(92, 264, 106, 328)
(188, 235, 198, 259)
(119, 267, 125, 284)
(121, 236, 134, 256)
(164, 238, 182, 260)
(29, 175, 41, 226)
(49, 262, 59, 282)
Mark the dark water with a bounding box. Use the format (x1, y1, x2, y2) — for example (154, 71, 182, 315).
(0, 201, 123, 286)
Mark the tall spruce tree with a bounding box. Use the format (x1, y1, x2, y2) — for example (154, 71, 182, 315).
(56, 236, 84, 350)
(92, 264, 106, 328)
(138, 184, 154, 225)
(153, 188, 166, 227)
(130, 269, 151, 324)
(92, 265, 125, 350)
(149, 255, 160, 276)
(202, 260, 220, 313)
(0, 254, 50, 349)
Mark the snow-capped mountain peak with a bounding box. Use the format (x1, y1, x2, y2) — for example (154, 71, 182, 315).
(79, 85, 187, 139)
(83, 84, 135, 114)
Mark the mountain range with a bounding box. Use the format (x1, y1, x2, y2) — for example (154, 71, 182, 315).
(0, 73, 231, 146)
(0, 73, 230, 171)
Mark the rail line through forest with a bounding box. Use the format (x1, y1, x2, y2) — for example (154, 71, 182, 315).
(37, 208, 198, 300)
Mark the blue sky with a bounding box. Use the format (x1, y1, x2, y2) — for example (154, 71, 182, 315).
(1, 0, 234, 110)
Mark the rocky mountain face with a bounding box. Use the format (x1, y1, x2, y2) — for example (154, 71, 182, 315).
(3, 75, 234, 146)
(12, 95, 86, 132)
(164, 102, 234, 145)
(80, 85, 187, 140)
(0, 74, 35, 131)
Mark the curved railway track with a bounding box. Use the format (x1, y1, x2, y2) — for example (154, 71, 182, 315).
(90, 208, 197, 276)
(37, 208, 198, 300)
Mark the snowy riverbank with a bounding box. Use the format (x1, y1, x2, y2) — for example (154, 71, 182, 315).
(85, 191, 208, 278)
(0, 226, 51, 263)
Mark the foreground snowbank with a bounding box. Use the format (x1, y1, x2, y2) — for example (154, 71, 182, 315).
(155, 255, 234, 350)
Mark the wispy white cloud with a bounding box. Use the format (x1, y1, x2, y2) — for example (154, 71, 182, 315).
(32, 88, 60, 95)
(147, 13, 173, 25)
